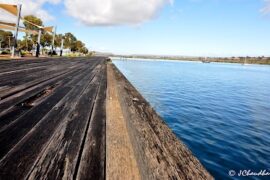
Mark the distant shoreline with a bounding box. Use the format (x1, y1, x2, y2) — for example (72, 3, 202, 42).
(110, 55, 270, 65)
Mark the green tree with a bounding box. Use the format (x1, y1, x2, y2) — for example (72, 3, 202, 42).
(22, 15, 56, 49)
(54, 33, 88, 54)
(23, 15, 43, 44)
(23, 15, 43, 31)
(63, 32, 77, 51)
(74, 40, 84, 51)
(79, 47, 88, 54)
(40, 33, 52, 47)
(18, 35, 33, 51)
(54, 34, 63, 47)
(0, 30, 14, 48)
(19, 15, 89, 54)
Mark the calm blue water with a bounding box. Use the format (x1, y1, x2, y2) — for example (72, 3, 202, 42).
(113, 59, 270, 179)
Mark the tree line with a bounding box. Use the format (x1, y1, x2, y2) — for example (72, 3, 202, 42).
(0, 15, 88, 54)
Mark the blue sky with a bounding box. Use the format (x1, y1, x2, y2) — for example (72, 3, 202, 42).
(2, 0, 270, 56)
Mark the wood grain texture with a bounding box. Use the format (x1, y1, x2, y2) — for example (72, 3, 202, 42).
(0, 57, 107, 180)
(106, 63, 141, 180)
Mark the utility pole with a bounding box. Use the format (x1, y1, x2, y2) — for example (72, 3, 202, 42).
(11, 4, 21, 57)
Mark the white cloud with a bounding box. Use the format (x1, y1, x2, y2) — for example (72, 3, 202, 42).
(261, 0, 270, 14)
(64, 0, 173, 26)
(0, 0, 172, 27)
(0, 0, 61, 23)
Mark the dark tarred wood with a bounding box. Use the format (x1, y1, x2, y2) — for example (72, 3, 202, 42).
(76, 65, 107, 180)
(0, 57, 107, 180)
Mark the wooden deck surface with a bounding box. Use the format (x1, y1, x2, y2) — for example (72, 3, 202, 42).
(0, 57, 212, 180)
(0, 57, 106, 179)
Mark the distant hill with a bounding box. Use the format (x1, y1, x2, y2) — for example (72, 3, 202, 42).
(110, 54, 270, 65)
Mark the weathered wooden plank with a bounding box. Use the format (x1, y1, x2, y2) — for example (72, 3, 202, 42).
(0, 63, 95, 158)
(0, 66, 48, 78)
(0, 86, 71, 159)
(0, 57, 84, 71)
(0, 61, 74, 83)
(0, 59, 62, 73)
(0, 58, 88, 87)
(106, 64, 141, 180)
(0, 70, 69, 99)
(0, 60, 103, 179)
(0, 62, 85, 99)
(27, 67, 102, 180)
(75, 65, 107, 180)
(0, 60, 98, 113)
(0, 63, 89, 118)
(0, 60, 68, 74)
